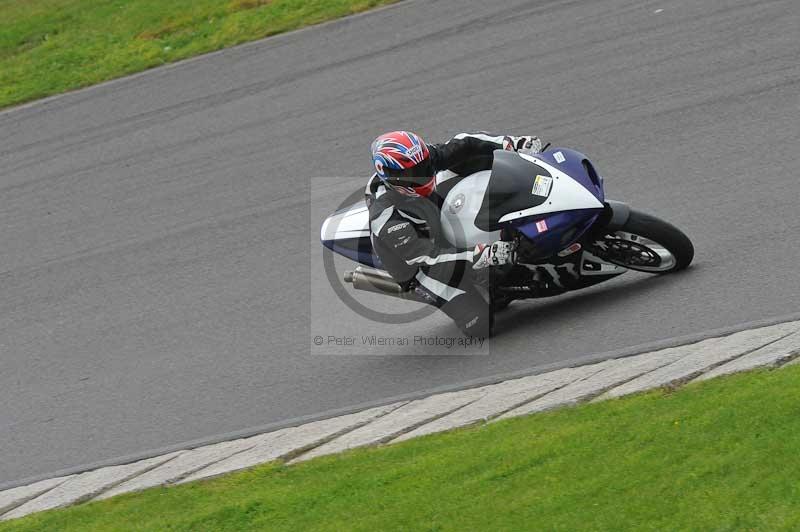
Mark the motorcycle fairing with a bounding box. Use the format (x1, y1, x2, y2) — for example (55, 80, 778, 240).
(534, 148, 604, 201)
(320, 203, 382, 267)
(492, 150, 605, 225)
(321, 148, 609, 269)
(514, 208, 601, 260)
(474, 151, 553, 231)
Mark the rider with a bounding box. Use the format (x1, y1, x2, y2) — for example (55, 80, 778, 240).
(367, 130, 543, 337)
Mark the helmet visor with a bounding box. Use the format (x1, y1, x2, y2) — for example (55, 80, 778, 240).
(382, 158, 434, 187)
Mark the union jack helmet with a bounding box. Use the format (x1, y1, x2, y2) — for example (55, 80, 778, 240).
(371, 131, 435, 196)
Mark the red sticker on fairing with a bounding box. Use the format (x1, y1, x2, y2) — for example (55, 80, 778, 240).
(558, 243, 582, 257)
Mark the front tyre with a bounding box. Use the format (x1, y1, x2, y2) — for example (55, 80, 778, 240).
(588, 209, 694, 273)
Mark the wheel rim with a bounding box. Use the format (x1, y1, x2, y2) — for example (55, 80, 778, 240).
(592, 231, 677, 272)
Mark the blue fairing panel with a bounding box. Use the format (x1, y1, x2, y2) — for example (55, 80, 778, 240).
(537, 148, 604, 203)
(322, 237, 382, 268)
(514, 209, 600, 258)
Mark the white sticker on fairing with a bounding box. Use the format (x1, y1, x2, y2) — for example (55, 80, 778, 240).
(554, 151, 566, 163)
(532, 175, 553, 197)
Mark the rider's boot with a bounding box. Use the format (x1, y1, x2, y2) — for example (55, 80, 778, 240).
(441, 290, 493, 338)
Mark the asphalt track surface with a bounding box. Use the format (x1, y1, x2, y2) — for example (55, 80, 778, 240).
(1, 0, 798, 487)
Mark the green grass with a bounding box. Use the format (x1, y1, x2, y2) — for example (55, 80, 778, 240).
(0, 0, 397, 109)
(4, 364, 800, 531)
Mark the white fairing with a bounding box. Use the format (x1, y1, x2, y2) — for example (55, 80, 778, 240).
(497, 153, 603, 223)
(439, 170, 501, 247)
(321, 203, 369, 241)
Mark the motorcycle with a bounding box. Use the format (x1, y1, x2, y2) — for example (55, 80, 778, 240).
(320, 147, 693, 313)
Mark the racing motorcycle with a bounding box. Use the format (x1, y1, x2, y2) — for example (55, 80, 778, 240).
(320, 147, 693, 312)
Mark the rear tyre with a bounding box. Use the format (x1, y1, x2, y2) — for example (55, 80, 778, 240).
(589, 209, 694, 273)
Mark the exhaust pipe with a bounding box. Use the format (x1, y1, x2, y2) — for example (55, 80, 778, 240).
(344, 266, 427, 303)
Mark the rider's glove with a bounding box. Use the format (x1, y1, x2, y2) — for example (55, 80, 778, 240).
(513, 135, 543, 154)
(472, 241, 517, 270)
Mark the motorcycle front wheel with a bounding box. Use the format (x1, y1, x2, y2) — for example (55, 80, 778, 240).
(587, 209, 694, 273)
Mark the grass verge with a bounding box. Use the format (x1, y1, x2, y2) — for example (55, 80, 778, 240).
(3, 363, 800, 530)
(0, 0, 397, 110)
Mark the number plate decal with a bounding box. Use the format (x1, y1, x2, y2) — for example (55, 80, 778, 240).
(532, 174, 553, 197)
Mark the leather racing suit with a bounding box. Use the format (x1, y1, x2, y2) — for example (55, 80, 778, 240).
(366, 132, 524, 337)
